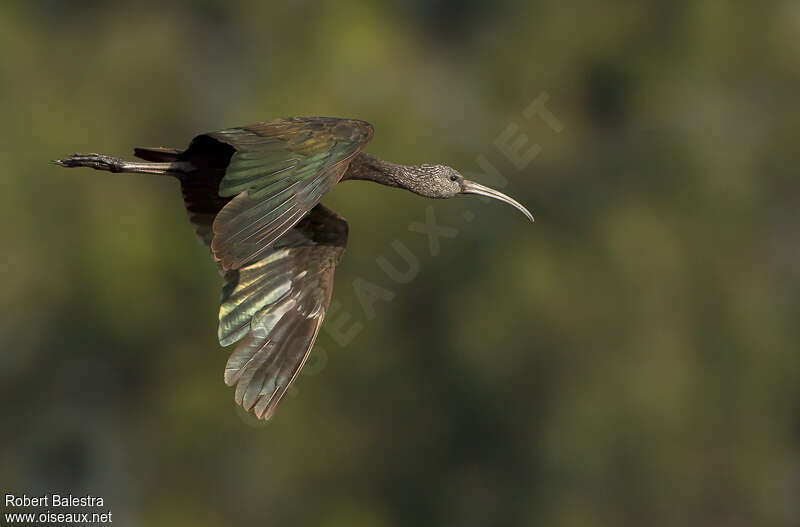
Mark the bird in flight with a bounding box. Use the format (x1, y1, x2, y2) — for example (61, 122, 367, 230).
(54, 117, 533, 420)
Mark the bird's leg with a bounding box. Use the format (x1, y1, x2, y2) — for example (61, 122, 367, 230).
(52, 153, 192, 176)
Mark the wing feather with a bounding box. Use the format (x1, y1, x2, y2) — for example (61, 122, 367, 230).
(219, 204, 348, 420)
(140, 121, 359, 420)
(204, 117, 371, 270)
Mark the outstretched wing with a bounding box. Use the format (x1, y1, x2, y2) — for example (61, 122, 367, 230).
(134, 119, 359, 419)
(197, 117, 372, 271)
(217, 204, 348, 420)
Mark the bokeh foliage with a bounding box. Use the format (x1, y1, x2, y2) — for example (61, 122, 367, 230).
(1, 1, 799, 525)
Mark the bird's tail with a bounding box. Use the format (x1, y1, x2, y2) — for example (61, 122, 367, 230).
(52, 152, 190, 176)
(133, 147, 182, 163)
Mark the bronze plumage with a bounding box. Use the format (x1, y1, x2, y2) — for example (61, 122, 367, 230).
(54, 116, 533, 420)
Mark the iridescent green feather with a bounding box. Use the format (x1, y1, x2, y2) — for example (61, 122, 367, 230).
(201, 117, 371, 271)
(135, 118, 362, 420)
(217, 204, 348, 420)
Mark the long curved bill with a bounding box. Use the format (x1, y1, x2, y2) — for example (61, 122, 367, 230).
(461, 180, 534, 222)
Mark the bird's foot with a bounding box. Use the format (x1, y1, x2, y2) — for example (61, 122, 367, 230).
(52, 153, 126, 172)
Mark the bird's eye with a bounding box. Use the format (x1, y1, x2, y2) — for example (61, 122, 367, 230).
(450, 175, 459, 182)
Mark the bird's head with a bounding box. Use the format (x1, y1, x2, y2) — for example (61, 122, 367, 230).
(410, 164, 534, 222)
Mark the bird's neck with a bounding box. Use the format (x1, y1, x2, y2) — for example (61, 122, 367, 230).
(343, 152, 410, 190)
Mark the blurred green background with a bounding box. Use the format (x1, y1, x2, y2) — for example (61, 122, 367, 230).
(2, 1, 799, 525)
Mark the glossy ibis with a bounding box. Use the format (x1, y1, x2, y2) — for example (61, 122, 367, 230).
(54, 117, 533, 420)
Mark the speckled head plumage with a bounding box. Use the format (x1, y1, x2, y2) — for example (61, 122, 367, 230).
(395, 163, 463, 198)
(344, 153, 533, 221)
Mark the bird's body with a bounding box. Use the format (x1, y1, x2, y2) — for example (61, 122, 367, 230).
(55, 116, 532, 420)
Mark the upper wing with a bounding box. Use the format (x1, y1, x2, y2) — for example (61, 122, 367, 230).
(217, 204, 348, 420)
(199, 117, 372, 271)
